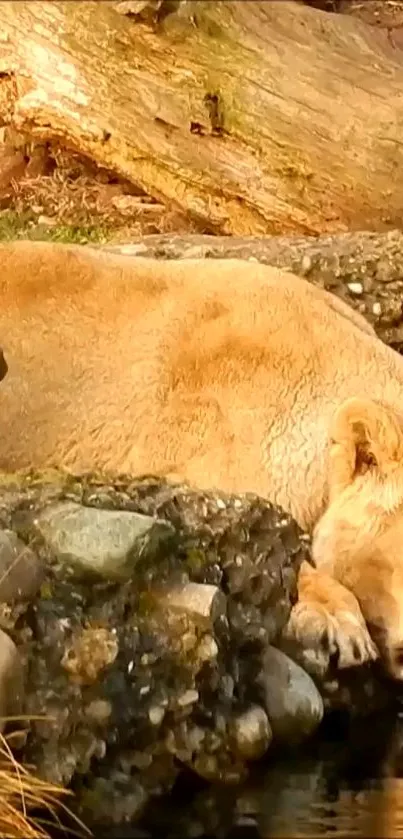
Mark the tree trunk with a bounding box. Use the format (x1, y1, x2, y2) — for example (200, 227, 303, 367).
(104, 229, 403, 350)
(2, 0, 403, 236)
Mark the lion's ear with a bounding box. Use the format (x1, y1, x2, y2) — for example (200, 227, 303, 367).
(328, 398, 403, 505)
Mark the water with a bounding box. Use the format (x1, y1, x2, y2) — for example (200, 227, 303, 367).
(138, 712, 403, 839)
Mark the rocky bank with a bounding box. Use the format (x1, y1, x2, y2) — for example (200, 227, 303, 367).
(0, 468, 389, 828)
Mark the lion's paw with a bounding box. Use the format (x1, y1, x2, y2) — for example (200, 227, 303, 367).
(280, 571, 379, 680)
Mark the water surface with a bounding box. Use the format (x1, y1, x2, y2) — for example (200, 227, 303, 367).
(138, 712, 403, 838)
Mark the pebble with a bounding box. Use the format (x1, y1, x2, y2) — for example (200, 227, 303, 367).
(115, 242, 148, 254)
(0, 628, 24, 729)
(0, 530, 44, 602)
(84, 699, 112, 724)
(177, 689, 199, 707)
(148, 705, 165, 726)
(161, 582, 226, 628)
(300, 254, 312, 275)
(196, 634, 219, 662)
(347, 282, 363, 295)
(230, 705, 272, 760)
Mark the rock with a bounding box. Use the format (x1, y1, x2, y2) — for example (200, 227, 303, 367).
(84, 699, 113, 725)
(0, 628, 24, 730)
(196, 633, 219, 662)
(114, 0, 181, 23)
(176, 689, 199, 708)
(160, 582, 226, 629)
(148, 705, 165, 725)
(0, 529, 44, 602)
(229, 705, 272, 760)
(33, 501, 175, 580)
(192, 753, 245, 785)
(79, 776, 149, 825)
(257, 646, 324, 745)
(115, 0, 154, 15)
(61, 626, 119, 686)
(37, 214, 58, 227)
(347, 281, 363, 295)
(117, 243, 149, 255)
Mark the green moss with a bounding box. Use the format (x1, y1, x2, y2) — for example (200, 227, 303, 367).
(190, 1, 239, 49)
(0, 466, 72, 491)
(0, 210, 109, 245)
(185, 548, 207, 574)
(39, 580, 53, 600)
(137, 590, 159, 618)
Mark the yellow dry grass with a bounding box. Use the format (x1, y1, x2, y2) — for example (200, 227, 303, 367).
(0, 726, 90, 839)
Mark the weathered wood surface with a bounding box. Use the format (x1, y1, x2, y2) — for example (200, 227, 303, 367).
(2, 1, 403, 235)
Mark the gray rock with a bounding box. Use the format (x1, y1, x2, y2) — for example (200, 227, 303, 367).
(33, 501, 175, 579)
(0, 529, 44, 602)
(0, 628, 24, 729)
(257, 646, 323, 745)
(229, 705, 272, 761)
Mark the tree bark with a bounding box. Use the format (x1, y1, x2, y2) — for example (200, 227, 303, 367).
(2, 0, 403, 236)
(105, 229, 403, 350)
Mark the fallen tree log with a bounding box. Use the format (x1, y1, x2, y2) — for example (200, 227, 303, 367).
(2, 1, 403, 235)
(105, 229, 403, 350)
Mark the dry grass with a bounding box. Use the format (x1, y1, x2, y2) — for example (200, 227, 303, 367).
(1, 146, 200, 246)
(0, 727, 90, 839)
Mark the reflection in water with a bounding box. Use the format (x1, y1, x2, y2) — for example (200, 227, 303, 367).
(237, 766, 403, 838)
(139, 712, 403, 838)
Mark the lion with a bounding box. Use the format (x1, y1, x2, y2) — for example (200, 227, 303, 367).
(0, 240, 402, 679)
